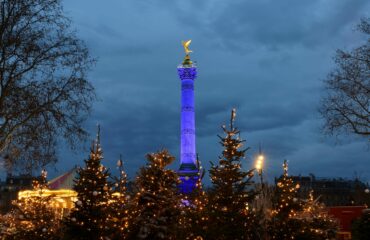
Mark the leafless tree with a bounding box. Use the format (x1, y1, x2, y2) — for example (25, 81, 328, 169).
(0, 0, 95, 174)
(320, 18, 370, 141)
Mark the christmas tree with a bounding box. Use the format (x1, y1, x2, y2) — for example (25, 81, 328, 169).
(294, 190, 338, 240)
(107, 155, 131, 240)
(272, 160, 302, 218)
(63, 127, 113, 240)
(128, 149, 181, 240)
(2, 170, 61, 240)
(177, 157, 208, 240)
(268, 160, 304, 239)
(207, 109, 258, 240)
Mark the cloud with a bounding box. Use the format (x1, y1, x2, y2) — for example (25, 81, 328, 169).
(154, 0, 369, 53)
(287, 141, 370, 180)
(11, 0, 367, 185)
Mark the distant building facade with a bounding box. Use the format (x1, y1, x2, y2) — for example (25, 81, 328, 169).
(282, 174, 370, 207)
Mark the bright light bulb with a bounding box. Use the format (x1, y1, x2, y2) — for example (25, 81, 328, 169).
(255, 154, 264, 170)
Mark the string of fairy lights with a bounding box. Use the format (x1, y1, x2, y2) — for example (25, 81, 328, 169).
(1, 117, 341, 240)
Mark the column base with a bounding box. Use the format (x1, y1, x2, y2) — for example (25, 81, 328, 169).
(178, 163, 199, 194)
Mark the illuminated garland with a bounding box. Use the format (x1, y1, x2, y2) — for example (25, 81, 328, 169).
(107, 156, 131, 239)
(269, 160, 338, 239)
(63, 127, 113, 240)
(128, 150, 181, 239)
(2, 170, 61, 240)
(207, 109, 258, 239)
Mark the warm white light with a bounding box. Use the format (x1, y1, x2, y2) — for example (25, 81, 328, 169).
(18, 189, 78, 210)
(255, 154, 264, 171)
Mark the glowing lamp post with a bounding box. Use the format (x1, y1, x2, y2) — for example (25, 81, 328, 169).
(255, 154, 264, 186)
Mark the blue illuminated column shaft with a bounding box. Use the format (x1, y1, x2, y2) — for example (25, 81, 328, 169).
(178, 64, 198, 194)
(180, 69, 196, 165)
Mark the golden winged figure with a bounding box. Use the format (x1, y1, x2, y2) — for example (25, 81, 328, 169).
(182, 40, 193, 55)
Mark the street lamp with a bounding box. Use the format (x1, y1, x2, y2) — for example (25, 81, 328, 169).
(255, 154, 264, 185)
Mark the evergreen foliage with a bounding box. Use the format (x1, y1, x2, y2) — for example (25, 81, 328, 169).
(207, 109, 258, 240)
(63, 128, 112, 240)
(128, 150, 181, 240)
(272, 160, 302, 219)
(268, 160, 306, 239)
(1, 170, 61, 240)
(294, 190, 338, 240)
(268, 161, 339, 239)
(108, 156, 131, 240)
(0, 118, 346, 240)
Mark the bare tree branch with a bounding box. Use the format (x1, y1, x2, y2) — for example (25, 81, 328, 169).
(320, 18, 370, 141)
(0, 0, 96, 174)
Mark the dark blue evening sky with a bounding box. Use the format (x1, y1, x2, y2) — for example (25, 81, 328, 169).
(2, 0, 369, 184)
